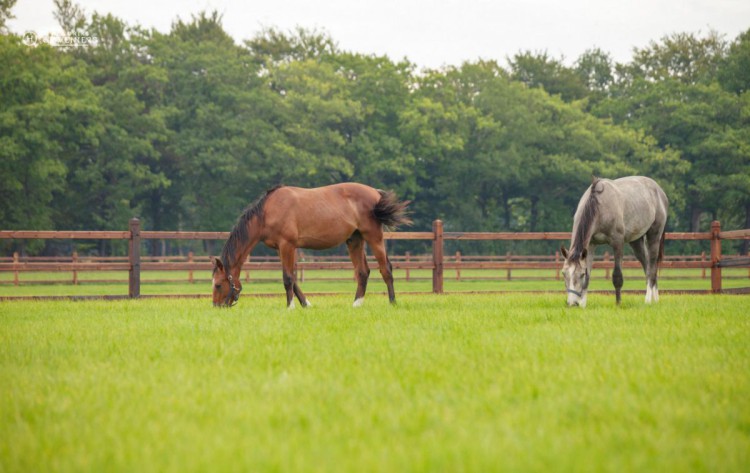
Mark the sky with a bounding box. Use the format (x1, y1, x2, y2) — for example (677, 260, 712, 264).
(7, 0, 750, 69)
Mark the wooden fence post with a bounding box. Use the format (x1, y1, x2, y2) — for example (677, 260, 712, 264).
(129, 218, 141, 298)
(555, 251, 560, 280)
(455, 251, 461, 281)
(72, 251, 78, 285)
(603, 251, 611, 280)
(13, 252, 19, 286)
(432, 219, 444, 294)
(711, 220, 721, 294)
(701, 251, 706, 279)
(405, 251, 411, 282)
(506, 251, 512, 281)
(188, 251, 194, 283)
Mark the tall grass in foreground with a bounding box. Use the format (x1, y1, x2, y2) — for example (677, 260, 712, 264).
(1, 294, 749, 472)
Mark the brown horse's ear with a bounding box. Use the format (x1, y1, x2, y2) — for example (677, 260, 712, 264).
(212, 256, 223, 271)
(581, 248, 588, 260)
(560, 246, 568, 259)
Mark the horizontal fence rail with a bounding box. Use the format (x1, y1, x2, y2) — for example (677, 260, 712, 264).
(0, 253, 725, 276)
(1, 219, 749, 299)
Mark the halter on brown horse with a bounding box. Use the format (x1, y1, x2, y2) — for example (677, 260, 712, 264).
(212, 183, 411, 308)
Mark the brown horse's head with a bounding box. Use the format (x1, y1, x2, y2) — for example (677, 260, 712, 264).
(212, 257, 242, 307)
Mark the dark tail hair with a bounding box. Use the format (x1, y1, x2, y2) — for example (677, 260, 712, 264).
(658, 223, 667, 264)
(373, 190, 412, 229)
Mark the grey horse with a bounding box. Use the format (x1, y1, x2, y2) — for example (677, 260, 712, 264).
(561, 176, 669, 307)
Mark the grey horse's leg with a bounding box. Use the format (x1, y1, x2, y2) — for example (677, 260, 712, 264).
(582, 245, 595, 308)
(629, 236, 648, 272)
(644, 229, 663, 303)
(612, 242, 624, 305)
(629, 237, 650, 302)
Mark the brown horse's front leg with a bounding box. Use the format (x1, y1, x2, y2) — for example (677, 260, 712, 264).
(282, 271, 295, 308)
(279, 244, 309, 309)
(293, 282, 311, 307)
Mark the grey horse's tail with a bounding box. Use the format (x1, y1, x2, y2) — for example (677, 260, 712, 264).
(373, 190, 412, 230)
(658, 222, 667, 264)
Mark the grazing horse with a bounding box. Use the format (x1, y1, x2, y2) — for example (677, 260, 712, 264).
(212, 183, 411, 308)
(560, 176, 668, 307)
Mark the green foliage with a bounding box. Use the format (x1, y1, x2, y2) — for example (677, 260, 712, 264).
(0, 0, 16, 33)
(509, 50, 588, 101)
(0, 36, 84, 234)
(618, 31, 727, 86)
(1, 5, 748, 256)
(719, 28, 750, 94)
(594, 31, 749, 231)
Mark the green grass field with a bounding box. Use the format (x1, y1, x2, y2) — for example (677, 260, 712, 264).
(1, 293, 749, 472)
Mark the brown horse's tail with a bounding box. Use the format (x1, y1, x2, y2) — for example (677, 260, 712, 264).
(373, 190, 412, 229)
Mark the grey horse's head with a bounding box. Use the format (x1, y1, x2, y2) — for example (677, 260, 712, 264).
(560, 246, 589, 307)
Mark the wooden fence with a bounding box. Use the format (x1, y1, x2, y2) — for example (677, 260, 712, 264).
(1, 219, 749, 298)
(0, 251, 729, 284)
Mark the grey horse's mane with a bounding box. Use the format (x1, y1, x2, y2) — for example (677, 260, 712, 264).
(569, 178, 602, 261)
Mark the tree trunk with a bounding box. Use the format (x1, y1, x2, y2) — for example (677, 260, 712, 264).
(502, 193, 511, 229)
(529, 196, 539, 232)
(690, 206, 702, 232)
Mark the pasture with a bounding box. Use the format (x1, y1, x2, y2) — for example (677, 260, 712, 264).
(1, 293, 749, 472)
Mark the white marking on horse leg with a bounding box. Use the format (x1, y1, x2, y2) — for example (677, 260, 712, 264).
(353, 297, 365, 308)
(645, 282, 654, 304)
(653, 285, 659, 303)
(288, 300, 296, 310)
(304, 299, 313, 307)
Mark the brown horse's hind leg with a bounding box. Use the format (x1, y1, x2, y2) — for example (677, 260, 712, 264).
(364, 234, 396, 304)
(346, 232, 370, 307)
(279, 244, 309, 309)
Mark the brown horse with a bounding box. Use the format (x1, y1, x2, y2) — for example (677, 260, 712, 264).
(212, 183, 411, 308)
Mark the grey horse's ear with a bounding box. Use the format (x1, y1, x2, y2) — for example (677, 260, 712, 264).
(560, 246, 568, 259)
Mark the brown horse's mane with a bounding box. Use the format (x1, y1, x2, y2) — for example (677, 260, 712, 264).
(569, 178, 602, 261)
(218, 185, 283, 271)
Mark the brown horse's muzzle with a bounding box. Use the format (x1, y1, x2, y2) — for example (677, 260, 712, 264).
(214, 274, 241, 307)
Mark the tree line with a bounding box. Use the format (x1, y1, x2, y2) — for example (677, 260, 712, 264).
(1, 2, 748, 255)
